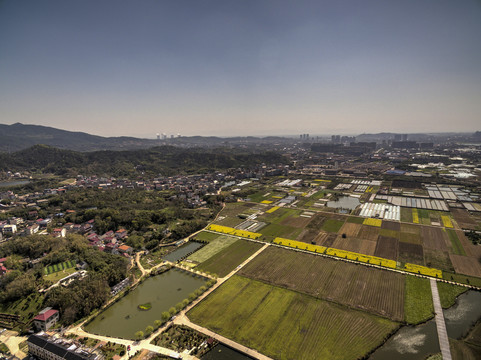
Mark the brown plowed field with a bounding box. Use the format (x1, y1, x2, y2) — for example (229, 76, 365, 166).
(319, 232, 337, 247)
(382, 221, 401, 231)
(424, 249, 454, 272)
(449, 254, 481, 277)
(450, 209, 478, 230)
(281, 215, 313, 228)
(398, 242, 424, 265)
(339, 222, 362, 237)
(374, 236, 398, 261)
(358, 225, 380, 241)
(297, 228, 321, 244)
(332, 236, 362, 253)
(359, 240, 377, 256)
(421, 226, 449, 251)
(238, 246, 406, 321)
(456, 230, 476, 257)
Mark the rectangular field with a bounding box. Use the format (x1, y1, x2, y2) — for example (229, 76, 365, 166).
(188, 276, 398, 360)
(238, 246, 405, 321)
(187, 236, 237, 263)
(196, 240, 263, 277)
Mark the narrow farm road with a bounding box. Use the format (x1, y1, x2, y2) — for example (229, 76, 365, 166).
(430, 279, 452, 360)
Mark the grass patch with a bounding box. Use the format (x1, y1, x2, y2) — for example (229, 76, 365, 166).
(379, 228, 399, 238)
(193, 231, 221, 242)
(44, 267, 78, 282)
(44, 260, 76, 275)
(404, 276, 434, 324)
(196, 240, 263, 277)
(418, 209, 431, 225)
(322, 219, 345, 233)
(0, 292, 44, 324)
(138, 302, 152, 311)
(188, 276, 398, 360)
(446, 229, 466, 256)
(437, 282, 468, 309)
(401, 208, 413, 222)
(188, 236, 237, 263)
(347, 216, 365, 224)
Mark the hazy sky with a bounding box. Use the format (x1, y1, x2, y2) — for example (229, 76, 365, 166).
(1, 0, 480, 137)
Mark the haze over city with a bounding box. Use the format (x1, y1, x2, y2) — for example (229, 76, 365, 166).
(1, 0, 480, 137)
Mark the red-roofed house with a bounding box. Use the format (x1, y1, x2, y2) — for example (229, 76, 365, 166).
(118, 245, 133, 255)
(115, 229, 128, 239)
(33, 308, 59, 331)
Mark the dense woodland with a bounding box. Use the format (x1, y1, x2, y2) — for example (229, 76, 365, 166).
(0, 234, 128, 324)
(0, 144, 287, 177)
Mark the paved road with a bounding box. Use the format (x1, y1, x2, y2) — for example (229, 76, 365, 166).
(0, 330, 27, 358)
(430, 279, 452, 360)
(173, 243, 272, 360)
(175, 314, 273, 360)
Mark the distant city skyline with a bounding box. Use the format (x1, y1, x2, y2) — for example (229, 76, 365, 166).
(1, 0, 480, 137)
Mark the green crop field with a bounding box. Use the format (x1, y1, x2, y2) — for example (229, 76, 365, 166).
(347, 216, 365, 224)
(404, 276, 434, 324)
(321, 219, 345, 233)
(194, 231, 221, 242)
(189, 276, 398, 360)
(187, 235, 237, 263)
(400, 208, 413, 223)
(196, 240, 263, 277)
(437, 282, 468, 308)
(239, 246, 405, 321)
(446, 229, 466, 256)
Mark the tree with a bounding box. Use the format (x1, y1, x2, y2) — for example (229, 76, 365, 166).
(145, 326, 153, 336)
(175, 302, 183, 312)
(154, 320, 162, 329)
(168, 307, 176, 316)
(135, 331, 144, 340)
(161, 312, 170, 322)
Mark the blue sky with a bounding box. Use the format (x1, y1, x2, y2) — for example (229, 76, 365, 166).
(0, 0, 480, 137)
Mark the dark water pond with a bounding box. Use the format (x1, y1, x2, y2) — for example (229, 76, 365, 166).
(202, 344, 254, 360)
(370, 290, 481, 360)
(85, 269, 207, 339)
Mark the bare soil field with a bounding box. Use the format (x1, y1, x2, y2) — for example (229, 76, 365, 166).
(281, 215, 312, 228)
(339, 222, 362, 237)
(456, 230, 477, 258)
(238, 246, 406, 321)
(424, 249, 454, 272)
(358, 225, 380, 241)
(332, 235, 362, 253)
(421, 226, 449, 251)
(381, 221, 401, 231)
(359, 239, 378, 256)
(319, 232, 337, 247)
(400, 223, 421, 234)
(449, 254, 481, 277)
(374, 236, 398, 261)
(450, 209, 478, 230)
(296, 228, 320, 244)
(398, 242, 424, 265)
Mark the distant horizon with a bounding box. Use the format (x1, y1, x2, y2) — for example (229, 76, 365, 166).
(1, 121, 478, 140)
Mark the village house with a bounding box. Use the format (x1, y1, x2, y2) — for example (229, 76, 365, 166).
(52, 228, 67, 238)
(33, 307, 60, 331)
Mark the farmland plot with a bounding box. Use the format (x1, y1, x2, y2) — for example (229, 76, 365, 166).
(421, 226, 449, 251)
(398, 242, 424, 265)
(449, 254, 481, 277)
(374, 236, 398, 261)
(188, 276, 398, 360)
(187, 236, 237, 263)
(238, 246, 405, 321)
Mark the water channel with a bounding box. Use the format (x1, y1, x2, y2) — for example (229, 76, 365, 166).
(370, 290, 481, 359)
(163, 242, 203, 262)
(85, 269, 208, 339)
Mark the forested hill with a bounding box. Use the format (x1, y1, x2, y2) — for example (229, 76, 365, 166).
(0, 123, 159, 152)
(0, 144, 288, 177)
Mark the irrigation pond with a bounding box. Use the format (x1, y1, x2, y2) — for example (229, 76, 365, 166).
(85, 269, 208, 339)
